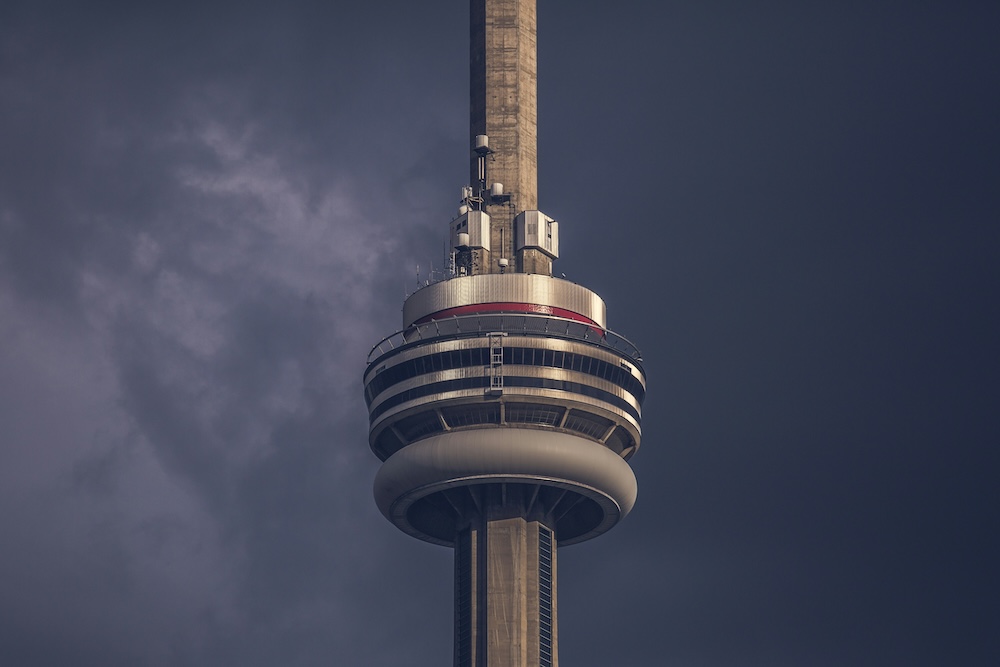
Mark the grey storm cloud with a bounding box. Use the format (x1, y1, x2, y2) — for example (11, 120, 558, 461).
(0, 2, 450, 664)
(1, 1, 998, 666)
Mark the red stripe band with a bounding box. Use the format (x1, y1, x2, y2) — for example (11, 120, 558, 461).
(414, 302, 601, 329)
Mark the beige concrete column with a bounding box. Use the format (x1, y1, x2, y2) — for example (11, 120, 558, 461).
(470, 0, 550, 275)
(455, 510, 557, 667)
(485, 517, 529, 665)
(471, 0, 538, 211)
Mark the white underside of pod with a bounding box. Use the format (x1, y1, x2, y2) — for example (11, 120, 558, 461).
(374, 429, 638, 544)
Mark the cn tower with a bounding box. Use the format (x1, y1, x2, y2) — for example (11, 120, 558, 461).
(364, 1, 646, 665)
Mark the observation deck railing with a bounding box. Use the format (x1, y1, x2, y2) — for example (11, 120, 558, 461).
(367, 313, 643, 366)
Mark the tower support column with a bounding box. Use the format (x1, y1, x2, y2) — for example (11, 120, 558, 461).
(471, 0, 551, 275)
(455, 493, 558, 667)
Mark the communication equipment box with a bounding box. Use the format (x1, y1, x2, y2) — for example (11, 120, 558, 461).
(451, 210, 491, 249)
(515, 210, 559, 259)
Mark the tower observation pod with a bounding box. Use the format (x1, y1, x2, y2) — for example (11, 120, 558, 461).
(364, 2, 646, 665)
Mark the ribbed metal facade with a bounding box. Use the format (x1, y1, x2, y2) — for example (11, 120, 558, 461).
(365, 315, 644, 467)
(402, 274, 607, 329)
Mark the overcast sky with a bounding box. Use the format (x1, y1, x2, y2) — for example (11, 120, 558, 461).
(1, 1, 998, 665)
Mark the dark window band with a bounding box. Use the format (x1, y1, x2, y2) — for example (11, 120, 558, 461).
(368, 375, 641, 424)
(366, 346, 644, 406)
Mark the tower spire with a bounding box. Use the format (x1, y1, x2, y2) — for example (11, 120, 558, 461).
(470, 0, 538, 211)
(463, 0, 555, 276)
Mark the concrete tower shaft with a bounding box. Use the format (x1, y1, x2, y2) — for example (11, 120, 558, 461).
(471, 0, 538, 211)
(465, 0, 553, 276)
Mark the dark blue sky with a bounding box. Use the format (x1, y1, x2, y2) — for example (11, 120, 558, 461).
(0, 1, 997, 665)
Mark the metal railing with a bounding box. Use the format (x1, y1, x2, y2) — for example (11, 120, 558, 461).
(367, 313, 643, 366)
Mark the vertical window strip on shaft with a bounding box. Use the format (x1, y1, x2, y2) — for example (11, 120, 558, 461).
(538, 525, 554, 667)
(455, 528, 472, 667)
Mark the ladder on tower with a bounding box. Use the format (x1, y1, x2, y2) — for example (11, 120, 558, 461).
(487, 332, 504, 395)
